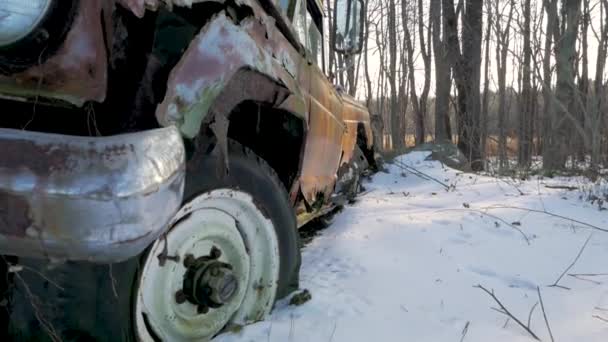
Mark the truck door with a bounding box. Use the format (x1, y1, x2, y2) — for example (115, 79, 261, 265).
(292, 0, 345, 206)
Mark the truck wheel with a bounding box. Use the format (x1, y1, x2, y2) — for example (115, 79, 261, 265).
(135, 140, 301, 341)
(1, 140, 300, 341)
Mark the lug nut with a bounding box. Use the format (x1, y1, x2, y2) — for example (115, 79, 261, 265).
(197, 304, 209, 314)
(175, 290, 187, 304)
(210, 246, 222, 259)
(183, 254, 195, 268)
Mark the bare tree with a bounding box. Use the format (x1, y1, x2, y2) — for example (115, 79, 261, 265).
(481, 0, 492, 161)
(518, 0, 534, 167)
(444, 0, 484, 170)
(432, 0, 453, 142)
(494, 0, 515, 170)
(388, 0, 403, 149)
(546, 0, 582, 169)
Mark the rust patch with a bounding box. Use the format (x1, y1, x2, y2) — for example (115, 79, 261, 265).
(0, 138, 72, 175)
(0, 136, 131, 176)
(0, 0, 108, 105)
(0, 191, 31, 237)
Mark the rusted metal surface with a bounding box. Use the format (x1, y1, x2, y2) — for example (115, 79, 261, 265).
(339, 93, 373, 165)
(0, 126, 185, 262)
(0, 0, 108, 106)
(155, 5, 307, 139)
(153, 0, 374, 207)
(299, 64, 345, 203)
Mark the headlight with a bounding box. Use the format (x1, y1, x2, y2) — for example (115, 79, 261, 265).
(0, 0, 53, 47)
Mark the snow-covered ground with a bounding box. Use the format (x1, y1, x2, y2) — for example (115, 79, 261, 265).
(219, 152, 608, 342)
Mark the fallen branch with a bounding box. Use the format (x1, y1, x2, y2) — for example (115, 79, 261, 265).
(568, 274, 602, 285)
(549, 233, 593, 289)
(593, 315, 608, 324)
(460, 321, 470, 342)
(568, 273, 608, 277)
(482, 206, 608, 233)
(475, 284, 540, 340)
(439, 209, 531, 245)
(544, 185, 578, 191)
(393, 160, 451, 190)
(537, 286, 555, 342)
(527, 302, 539, 328)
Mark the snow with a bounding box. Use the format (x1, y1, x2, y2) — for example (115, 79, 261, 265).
(218, 152, 608, 342)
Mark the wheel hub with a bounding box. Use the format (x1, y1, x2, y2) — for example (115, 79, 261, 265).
(178, 247, 239, 313)
(135, 190, 280, 341)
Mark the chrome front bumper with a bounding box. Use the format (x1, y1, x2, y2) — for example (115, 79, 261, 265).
(0, 126, 185, 262)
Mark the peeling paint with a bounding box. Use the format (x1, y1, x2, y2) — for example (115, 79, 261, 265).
(156, 4, 306, 138)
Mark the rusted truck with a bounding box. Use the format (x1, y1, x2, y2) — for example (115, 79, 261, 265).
(0, 0, 373, 340)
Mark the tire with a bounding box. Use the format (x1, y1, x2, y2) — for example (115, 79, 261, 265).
(1, 140, 301, 341)
(184, 139, 301, 300)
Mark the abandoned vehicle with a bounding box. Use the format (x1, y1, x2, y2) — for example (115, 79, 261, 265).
(0, 0, 374, 340)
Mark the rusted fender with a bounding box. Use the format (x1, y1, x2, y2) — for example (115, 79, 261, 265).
(155, 5, 307, 139)
(0, 0, 108, 106)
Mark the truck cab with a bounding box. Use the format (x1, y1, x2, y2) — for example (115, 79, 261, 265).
(0, 0, 372, 340)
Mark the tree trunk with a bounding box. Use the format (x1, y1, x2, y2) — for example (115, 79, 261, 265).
(444, 0, 484, 170)
(591, 0, 608, 169)
(481, 0, 492, 162)
(388, 0, 402, 149)
(541, 0, 558, 168)
(548, 0, 582, 169)
(518, 0, 533, 167)
(432, 0, 452, 142)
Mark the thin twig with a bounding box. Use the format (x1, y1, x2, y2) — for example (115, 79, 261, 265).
(593, 315, 608, 324)
(475, 284, 540, 340)
(568, 273, 608, 277)
(550, 233, 593, 288)
(567, 274, 602, 285)
(439, 208, 531, 244)
(13, 273, 62, 342)
(483, 205, 608, 233)
(109, 265, 118, 299)
(17, 265, 65, 292)
(393, 160, 451, 190)
(527, 302, 539, 328)
(459, 321, 470, 342)
(328, 321, 338, 342)
(537, 286, 555, 342)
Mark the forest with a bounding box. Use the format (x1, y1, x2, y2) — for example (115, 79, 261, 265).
(326, 0, 608, 174)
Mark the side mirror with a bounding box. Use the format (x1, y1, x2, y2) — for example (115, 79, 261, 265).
(333, 0, 365, 55)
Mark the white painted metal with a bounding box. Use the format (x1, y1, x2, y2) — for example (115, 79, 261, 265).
(135, 189, 280, 341)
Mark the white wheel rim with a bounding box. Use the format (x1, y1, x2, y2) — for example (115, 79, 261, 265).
(135, 189, 280, 341)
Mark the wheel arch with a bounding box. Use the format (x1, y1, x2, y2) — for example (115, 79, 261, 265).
(184, 68, 308, 204)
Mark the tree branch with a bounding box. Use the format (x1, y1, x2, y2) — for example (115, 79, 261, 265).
(537, 286, 555, 342)
(475, 284, 541, 340)
(482, 206, 608, 233)
(549, 233, 593, 288)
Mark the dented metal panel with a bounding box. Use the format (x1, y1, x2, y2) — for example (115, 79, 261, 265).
(299, 63, 345, 203)
(156, 5, 307, 139)
(339, 93, 373, 165)
(0, 0, 108, 106)
(0, 126, 185, 262)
